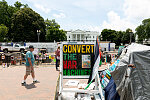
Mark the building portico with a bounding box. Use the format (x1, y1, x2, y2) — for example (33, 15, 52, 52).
(67, 29, 99, 42)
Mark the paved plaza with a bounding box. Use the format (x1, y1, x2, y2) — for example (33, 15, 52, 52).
(0, 65, 59, 100)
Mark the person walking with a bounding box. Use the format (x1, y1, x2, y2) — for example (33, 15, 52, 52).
(22, 45, 37, 85)
(55, 46, 60, 70)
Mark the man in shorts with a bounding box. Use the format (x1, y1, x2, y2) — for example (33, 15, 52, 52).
(22, 45, 37, 85)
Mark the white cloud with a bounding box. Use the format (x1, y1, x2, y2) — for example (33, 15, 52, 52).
(101, 0, 150, 32)
(34, 3, 51, 14)
(73, 0, 101, 12)
(102, 11, 136, 31)
(24, 0, 150, 33)
(87, 26, 101, 33)
(53, 13, 66, 19)
(124, 0, 150, 22)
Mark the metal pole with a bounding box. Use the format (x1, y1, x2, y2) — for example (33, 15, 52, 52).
(130, 32, 131, 44)
(129, 30, 132, 44)
(37, 30, 40, 42)
(38, 33, 39, 42)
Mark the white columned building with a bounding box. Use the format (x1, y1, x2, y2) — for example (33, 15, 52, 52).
(67, 29, 99, 42)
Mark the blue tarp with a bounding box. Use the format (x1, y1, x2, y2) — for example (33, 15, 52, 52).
(104, 77, 120, 100)
(109, 59, 120, 72)
(99, 60, 121, 100)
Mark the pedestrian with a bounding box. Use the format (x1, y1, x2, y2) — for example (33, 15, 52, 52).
(55, 46, 60, 70)
(21, 45, 37, 85)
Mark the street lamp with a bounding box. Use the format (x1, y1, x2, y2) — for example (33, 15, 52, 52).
(69, 35, 70, 42)
(37, 30, 41, 42)
(86, 36, 87, 41)
(100, 34, 102, 41)
(129, 30, 132, 44)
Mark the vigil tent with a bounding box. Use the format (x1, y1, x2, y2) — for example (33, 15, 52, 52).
(110, 43, 150, 100)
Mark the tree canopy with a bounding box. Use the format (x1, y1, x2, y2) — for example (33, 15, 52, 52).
(45, 19, 66, 42)
(0, 24, 8, 42)
(101, 29, 116, 42)
(135, 18, 150, 43)
(11, 8, 46, 42)
(0, 0, 28, 41)
(101, 28, 135, 46)
(0, 0, 66, 42)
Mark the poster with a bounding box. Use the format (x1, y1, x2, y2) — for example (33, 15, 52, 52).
(63, 44, 94, 76)
(82, 55, 91, 68)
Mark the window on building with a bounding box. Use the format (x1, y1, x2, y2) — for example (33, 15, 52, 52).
(77, 34, 80, 41)
(81, 34, 84, 40)
(73, 34, 76, 40)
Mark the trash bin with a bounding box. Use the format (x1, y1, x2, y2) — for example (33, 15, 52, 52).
(42, 55, 46, 63)
(11, 56, 15, 65)
(46, 55, 51, 63)
(101, 56, 105, 62)
(106, 54, 111, 63)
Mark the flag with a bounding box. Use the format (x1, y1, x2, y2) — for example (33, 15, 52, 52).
(98, 60, 120, 100)
(85, 36, 100, 89)
(99, 47, 102, 66)
(99, 69, 120, 100)
(104, 77, 120, 100)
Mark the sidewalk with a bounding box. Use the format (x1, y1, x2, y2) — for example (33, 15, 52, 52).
(0, 65, 59, 100)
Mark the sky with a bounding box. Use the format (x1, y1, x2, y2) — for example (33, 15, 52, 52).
(6, 0, 150, 33)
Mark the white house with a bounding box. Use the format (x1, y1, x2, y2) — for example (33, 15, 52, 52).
(67, 29, 99, 41)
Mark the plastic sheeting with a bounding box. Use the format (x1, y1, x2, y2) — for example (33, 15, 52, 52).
(111, 43, 150, 100)
(104, 77, 120, 100)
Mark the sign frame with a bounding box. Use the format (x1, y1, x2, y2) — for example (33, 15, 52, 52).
(60, 42, 95, 79)
(58, 42, 105, 100)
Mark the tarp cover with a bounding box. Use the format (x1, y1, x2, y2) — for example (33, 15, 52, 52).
(111, 43, 150, 100)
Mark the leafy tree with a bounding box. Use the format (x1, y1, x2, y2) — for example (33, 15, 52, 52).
(101, 29, 117, 42)
(101, 28, 135, 46)
(136, 18, 150, 43)
(115, 31, 124, 46)
(135, 25, 145, 43)
(11, 8, 46, 42)
(121, 31, 130, 44)
(101, 29, 120, 46)
(0, 0, 10, 27)
(45, 19, 67, 42)
(14, 1, 23, 9)
(132, 32, 135, 43)
(142, 19, 150, 39)
(0, 24, 8, 41)
(121, 29, 135, 45)
(0, 0, 28, 41)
